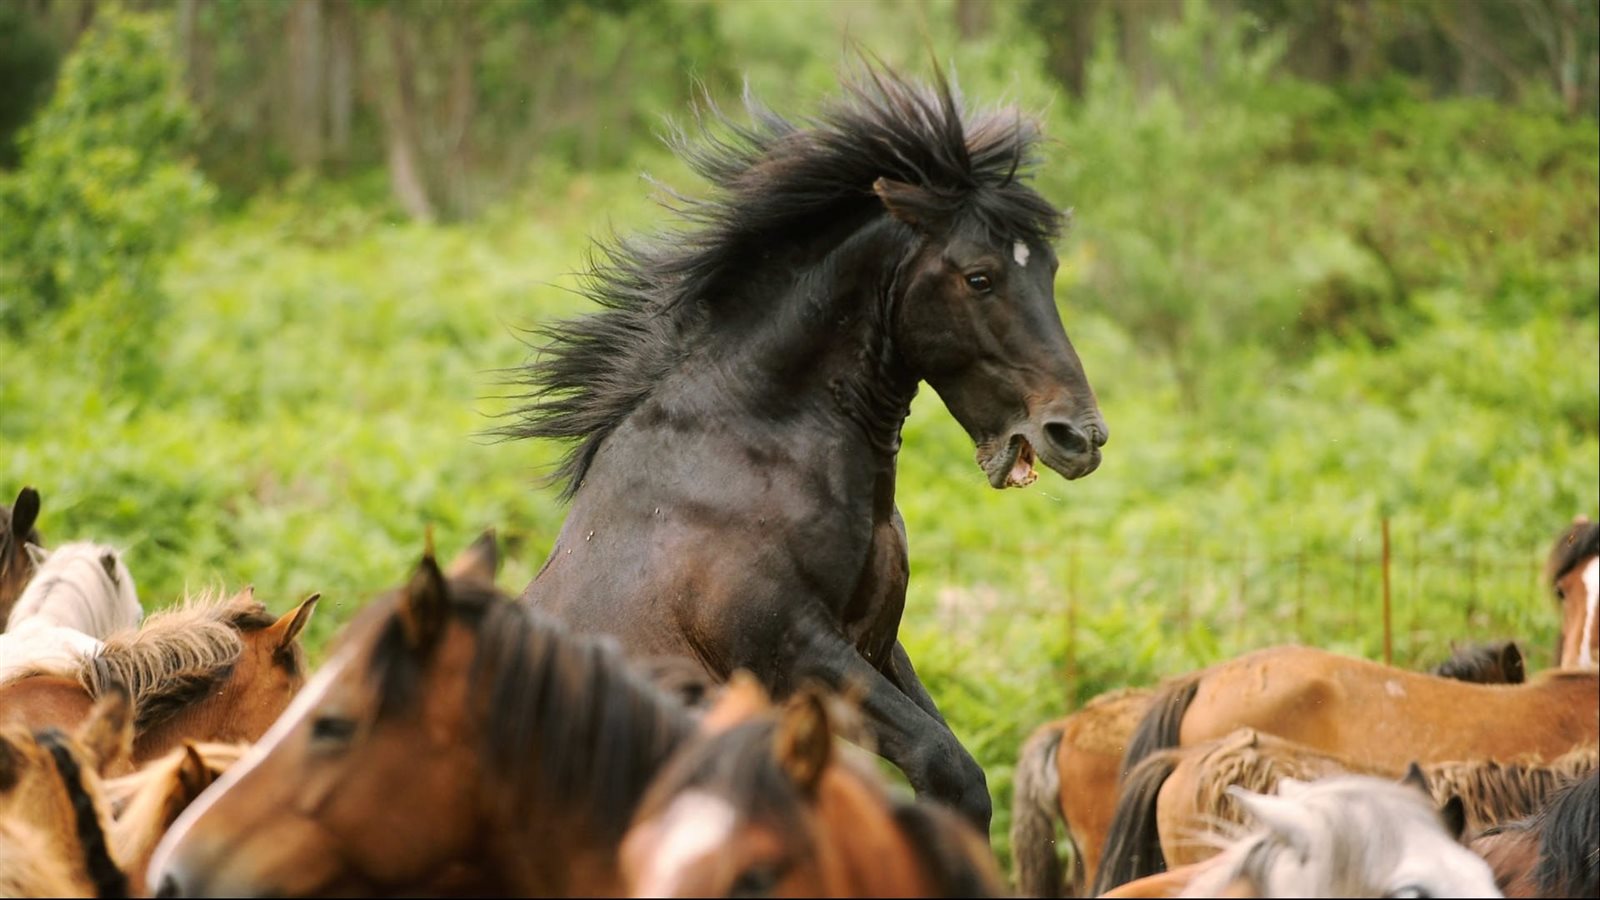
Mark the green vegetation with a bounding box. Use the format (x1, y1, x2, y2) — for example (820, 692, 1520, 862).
(1, 0, 1595, 875)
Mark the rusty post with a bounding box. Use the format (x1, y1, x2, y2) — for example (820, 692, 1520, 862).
(1382, 517, 1393, 666)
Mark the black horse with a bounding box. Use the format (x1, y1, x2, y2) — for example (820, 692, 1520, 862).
(506, 68, 1106, 832)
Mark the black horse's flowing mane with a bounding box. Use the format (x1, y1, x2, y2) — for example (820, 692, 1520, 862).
(1478, 769, 1599, 898)
(366, 578, 696, 842)
(499, 65, 1065, 498)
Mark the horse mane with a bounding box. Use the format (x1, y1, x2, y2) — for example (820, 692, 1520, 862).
(7, 541, 139, 635)
(1426, 745, 1598, 832)
(889, 801, 1004, 898)
(498, 64, 1064, 498)
(1186, 731, 1358, 833)
(1477, 770, 1600, 898)
(69, 591, 272, 732)
(35, 729, 127, 899)
(632, 718, 821, 838)
(105, 741, 243, 872)
(365, 585, 695, 842)
(1546, 519, 1599, 587)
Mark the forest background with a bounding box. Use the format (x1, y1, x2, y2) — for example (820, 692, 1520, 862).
(2, 0, 1597, 872)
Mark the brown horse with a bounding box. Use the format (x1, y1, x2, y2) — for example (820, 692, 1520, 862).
(620, 673, 1003, 897)
(1549, 517, 1599, 670)
(148, 542, 697, 897)
(0, 687, 131, 898)
(1428, 639, 1525, 684)
(1471, 768, 1598, 898)
(105, 742, 245, 895)
(1097, 728, 1597, 891)
(0, 588, 317, 772)
(0, 486, 42, 630)
(1123, 645, 1597, 778)
(1011, 686, 1152, 896)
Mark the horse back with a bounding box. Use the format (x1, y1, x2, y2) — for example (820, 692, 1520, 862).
(0, 674, 93, 735)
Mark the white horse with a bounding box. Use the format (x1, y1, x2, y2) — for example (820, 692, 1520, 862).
(0, 541, 142, 682)
(1178, 774, 1501, 898)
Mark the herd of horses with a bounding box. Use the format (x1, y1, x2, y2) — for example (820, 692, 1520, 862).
(2, 67, 1597, 898)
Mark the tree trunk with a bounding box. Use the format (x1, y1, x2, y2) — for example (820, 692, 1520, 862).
(440, 16, 478, 219)
(374, 8, 435, 222)
(325, 0, 356, 167)
(954, 0, 991, 40)
(286, 0, 325, 170)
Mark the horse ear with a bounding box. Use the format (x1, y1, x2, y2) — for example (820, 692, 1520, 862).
(445, 529, 499, 587)
(1229, 787, 1311, 857)
(268, 593, 321, 653)
(1400, 762, 1431, 795)
(774, 689, 832, 797)
(177, 741, 218, 797)
(701, 671, 771, 734)
(1500, 642, 1526, 684)
(100, 551, 119, 585)
(24, 542, 48, 568)
(873, 177, 950, 234)
(398, 552, 451, 654)
(76, 683, 134, 775)
(1439, 794, 1468, 842)
(11, 487, 39, 537)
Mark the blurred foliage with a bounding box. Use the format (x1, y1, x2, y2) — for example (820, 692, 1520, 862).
(0, 4, 213, 389)
(1, 0, 1596, 882)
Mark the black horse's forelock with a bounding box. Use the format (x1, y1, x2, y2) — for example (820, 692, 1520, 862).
(497, 64, 1064, 498)
(1531, 770, 1599, 897)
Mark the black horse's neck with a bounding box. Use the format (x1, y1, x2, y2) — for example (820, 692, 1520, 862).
(670, 213, 920, 464)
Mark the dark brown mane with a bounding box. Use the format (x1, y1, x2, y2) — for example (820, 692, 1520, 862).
(1546, 519, 1599, 588)
(1478, 769, 1599, 897)
(364, 581, 695, 842)
(890, 801, 1003, 897)
(1430, 641, 1525, 685)
(633, 719, 814, 838)
(498, 63, 1064, 498)
(36, 729, 127, 899)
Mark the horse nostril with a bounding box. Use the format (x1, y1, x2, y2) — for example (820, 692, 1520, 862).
(155, 874, 181, 898)
(1043, 420, 1091, 456)
(1089, 421, 1108, 448)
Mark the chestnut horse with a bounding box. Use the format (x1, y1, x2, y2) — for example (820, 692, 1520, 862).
(1009, 639, 1535, 898)
(0, 588, 317, 772)
(508, 66, 1106, 832)
(1097, 728, 1597, 891)
(0, 486, 42, 630)
(1102, 775, 1499, 898)
(1549, 517, 1599, 669)
(620, 674, 1003, 897)
(1472, 769, 1598, 898)
(0, 688, 131, 898)
(148, 542, 697, 897)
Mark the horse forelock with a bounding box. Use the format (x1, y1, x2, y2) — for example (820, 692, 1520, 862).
(1547, 520, 1600, 588)
(634, 719, 817, 844)
(497, 64, 1063, 498)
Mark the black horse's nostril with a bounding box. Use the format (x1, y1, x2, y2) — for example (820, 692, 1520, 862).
(1043, 420, 1092, 456)
(155, 874, 181, 898)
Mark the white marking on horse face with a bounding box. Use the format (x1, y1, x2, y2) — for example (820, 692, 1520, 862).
(146, 643, 358, 890)
(1578, 557, 1598, 669)
(630, 791, 739, 897)
(1013, 240, 1030, 267)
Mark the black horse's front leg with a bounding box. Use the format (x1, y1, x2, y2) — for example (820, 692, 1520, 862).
(792, 634, 992, 835)
(884, 639, 950, 728)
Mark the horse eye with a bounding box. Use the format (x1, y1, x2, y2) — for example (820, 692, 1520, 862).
(310, 715, 356, 744)
(727, 865, 781, 897)
(964, 272, 993, 293)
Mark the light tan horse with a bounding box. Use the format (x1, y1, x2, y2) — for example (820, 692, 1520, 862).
(1097, 727, 1597, 891)
(0, 588, 317, 773)
(104, 741, 246, 894)
(620, 674, 1004, 898)
(0, 688, 132, 897)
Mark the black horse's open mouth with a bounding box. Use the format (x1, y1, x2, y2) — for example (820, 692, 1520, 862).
(983, 434, 1038, 489)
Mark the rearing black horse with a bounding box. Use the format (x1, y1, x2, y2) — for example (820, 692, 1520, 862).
(507, 68, 1106, 832)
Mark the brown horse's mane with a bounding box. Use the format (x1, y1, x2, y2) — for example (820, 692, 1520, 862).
(632, 718, 821, 837)
(1476, 769, 1599, 897)
(497, 64, 1064, 498)
(36, 728, 127, 899)
(365, 584, 696, 842)
(106, 741, 243, 868)
(889, 800, 1003, 897)
(1426, 745, 1597, 831)
(19, 591, 279, 731)
(1545, 519, 1599, 587)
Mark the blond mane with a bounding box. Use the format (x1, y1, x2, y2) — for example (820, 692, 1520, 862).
(108, 741, 246, 874)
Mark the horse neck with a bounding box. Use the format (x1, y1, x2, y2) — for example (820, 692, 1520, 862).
(662, 215, 919, 465)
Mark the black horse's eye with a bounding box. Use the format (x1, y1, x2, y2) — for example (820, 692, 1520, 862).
(310, 715, 357, 744)
(965, 272, 993, 293)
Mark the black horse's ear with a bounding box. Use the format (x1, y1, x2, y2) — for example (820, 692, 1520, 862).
(1440, 794, 1467, 842)
(398, 552, 451, 655)
(873, 178, 950, 234)
(11, 487, 39, 538)
(774, 689, 833, 797)
(1500, 641, 1526, 684)
(1401, 761, 1430, 795)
